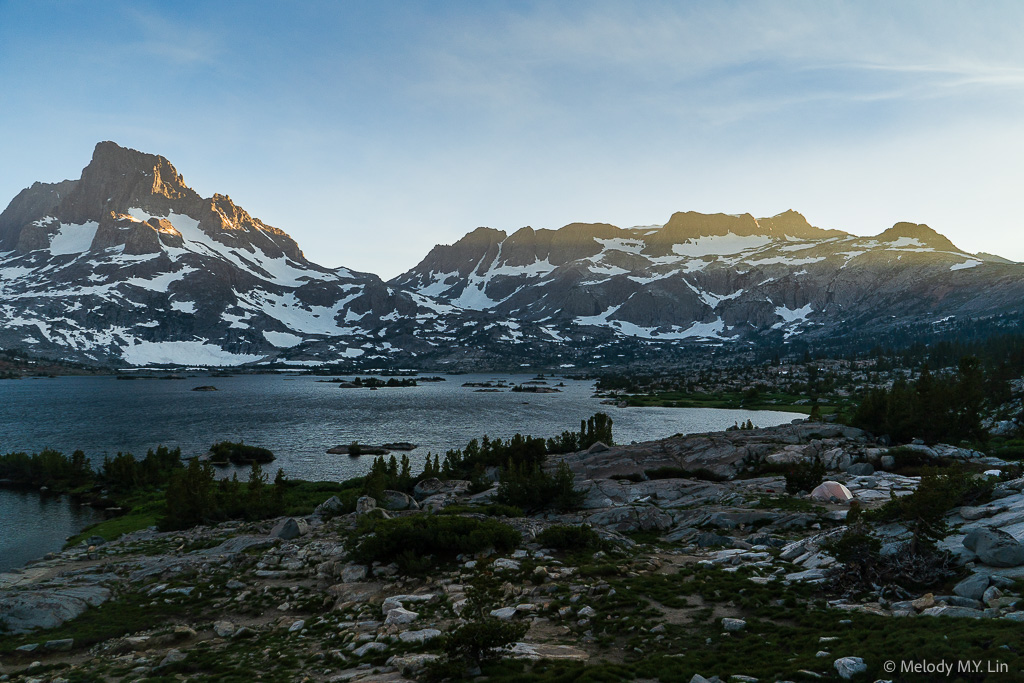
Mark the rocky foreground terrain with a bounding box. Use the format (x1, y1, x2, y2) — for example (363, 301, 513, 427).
(3, 422, 1024, 681)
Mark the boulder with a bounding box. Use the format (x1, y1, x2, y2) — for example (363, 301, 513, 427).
(834, 657, 867, 679)
(269, 517, 309, 540)
(846, 462, 875, 476)
(821, 448, 853, 471)
(213, 620, 236, 637)
(314, 496, 344, 515)
(340, 565, 368, 583)
(963, 527, 1024, 567)
(44, 638, 74, 651)
(398, 628, 441, 644)
(353, 641, 388, 657)
(388, 653, 442, 675)
(384, 607, 418, 625)
(159, 648, 187, 667)
(380, 490, 419, 511)
(721, 617, 746, 632)
(953, 573, 990, 602)
(355, 495, 377, 514)
(960, 505, 1003, 521)
(412, 478, 470, 501)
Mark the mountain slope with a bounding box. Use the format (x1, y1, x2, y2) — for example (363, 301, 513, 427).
(0, 142, 456, 365)
(392, 211, 1024, 347)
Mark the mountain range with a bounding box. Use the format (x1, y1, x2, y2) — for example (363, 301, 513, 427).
(0, 142, 1021, 368)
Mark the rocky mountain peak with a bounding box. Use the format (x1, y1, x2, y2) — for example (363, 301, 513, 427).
(878, 222, 960, 252)
(58, 141, 202, 225)
(758, 210, 849, 240)
(661, 211, 763, 239)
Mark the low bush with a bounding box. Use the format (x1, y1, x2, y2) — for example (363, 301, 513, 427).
(783, 459, 826, 494)
(826, 524, 957, 597)
(535, 524, 603, 552)
(350, 515, 520, 573)
(864, 463, 993, 542)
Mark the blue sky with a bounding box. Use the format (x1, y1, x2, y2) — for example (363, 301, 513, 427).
(2, 0, 1024, 277)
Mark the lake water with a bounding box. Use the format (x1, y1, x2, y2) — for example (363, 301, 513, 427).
(0, 373, 802, 571)
(0, 489, 101, 573)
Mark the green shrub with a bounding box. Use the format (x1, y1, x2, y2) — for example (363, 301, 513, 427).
(208, 441, 274, 465)
(442, 618, 529, 668)
(496, 461, 583, 512)
(350, 516, 520, 572)
(782, 458, 826, 494)
(535, 524, 603, 552)
(865, 464, 993, 542)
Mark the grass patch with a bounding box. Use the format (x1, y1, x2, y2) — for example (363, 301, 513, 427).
(66, 490, 165, 546)
(753, 493, 818, 513)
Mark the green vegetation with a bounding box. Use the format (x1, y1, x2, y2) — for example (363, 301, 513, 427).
(0, 445, 183, 495)
(852, 358, 989, 444)
(535, 524, 603, 552)
(354, 415, 609, 513)
(619, 388, 840, 415)
(207, 441, 275, 465)
(545, 413, 614, 453)
(432, 618, 528, 679)
(350, 515, 520, 574)
(865, 463, 994, 543)
(495, 460, 583, 512)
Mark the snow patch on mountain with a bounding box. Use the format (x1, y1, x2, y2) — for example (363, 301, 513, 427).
(672, 234, 772, 257)
(121, 340, 263, 366)
(263, 330, 304, 347)
(170, 301, 196, 313)
(950, 260, 981, 271)
(775, 303, 814, 323)
(49, 221, 99, 256)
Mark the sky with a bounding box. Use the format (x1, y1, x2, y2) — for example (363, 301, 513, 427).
(2, 0, 1024, 278)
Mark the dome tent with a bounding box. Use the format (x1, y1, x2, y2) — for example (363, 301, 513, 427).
(810, 480, 853, 503)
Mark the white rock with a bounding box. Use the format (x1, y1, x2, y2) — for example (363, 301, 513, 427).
(721, 617, 746, 632)
(340, 565, 368, 583)
(493, 558, 521, 571)
(490, 606, 517, 620)
(213, 621, 235, 638)
(834, 656, 867, 679)
(398, 628, 442, 644)
(384, 607, 419, 625)
(353, 641, 388, 657)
